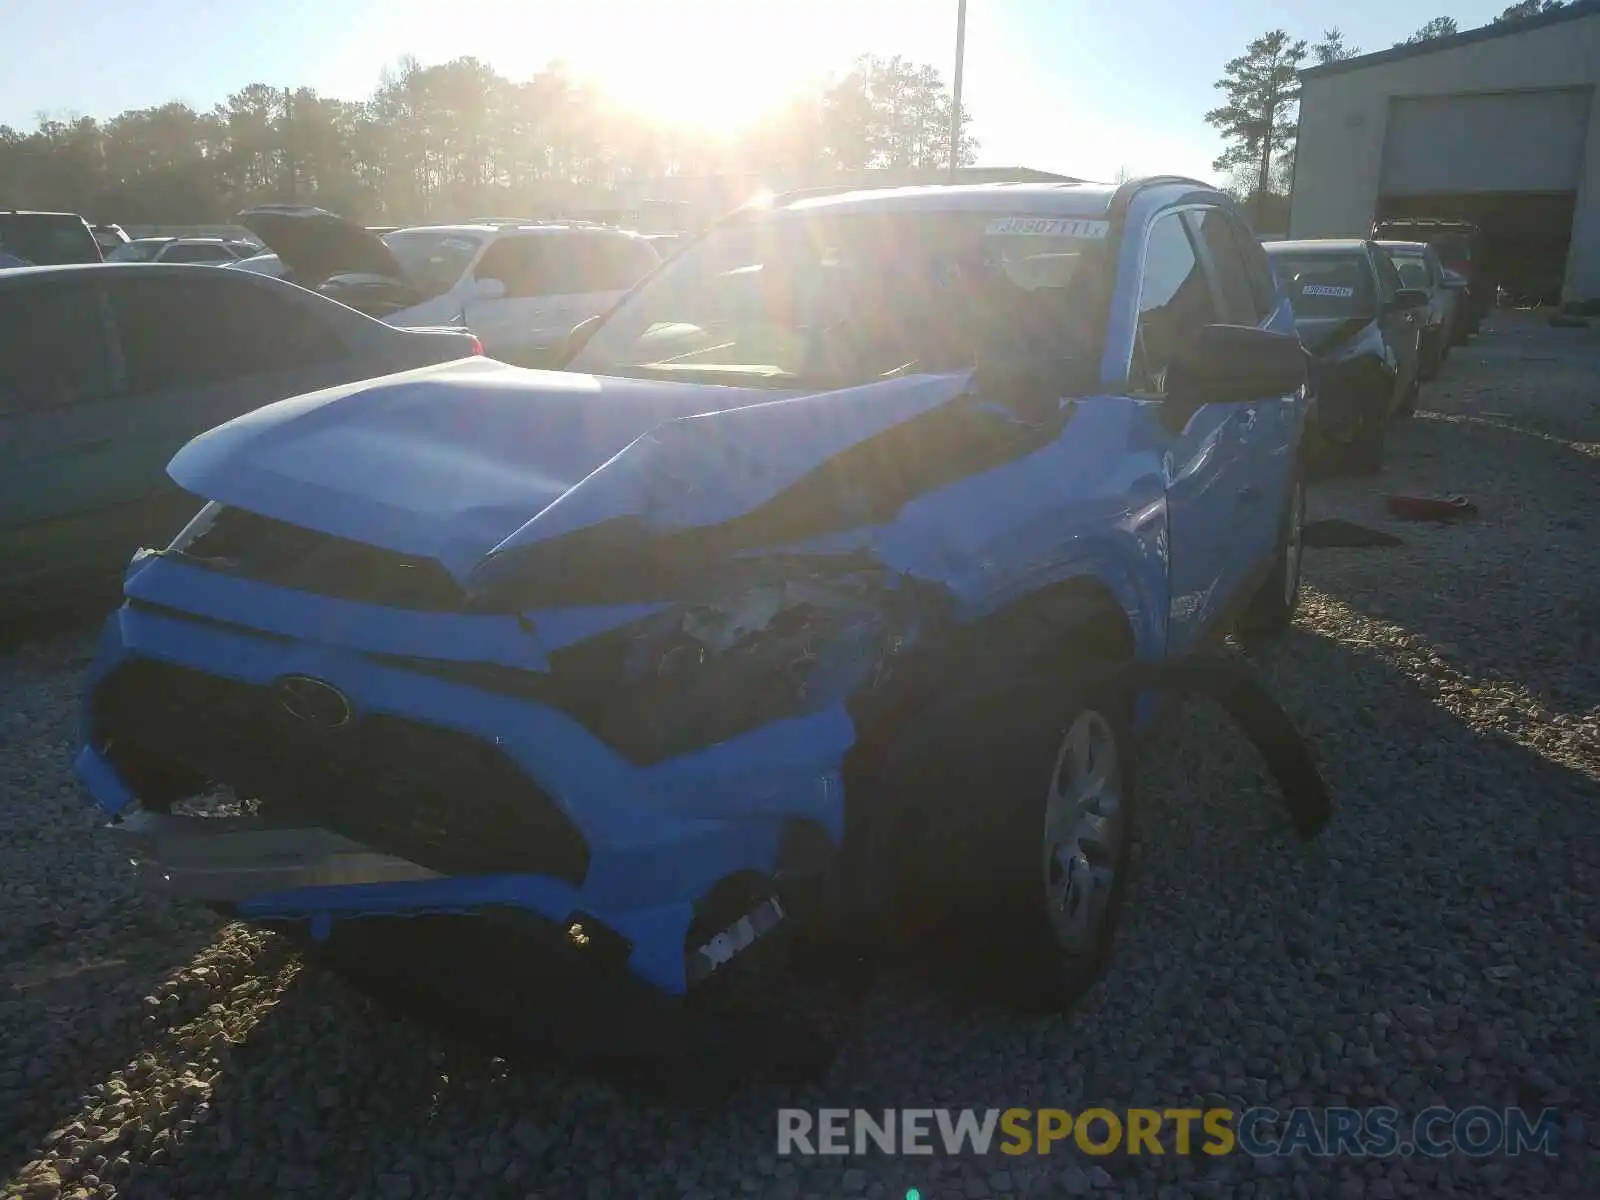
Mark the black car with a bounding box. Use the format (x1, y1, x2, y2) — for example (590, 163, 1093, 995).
(1265, 238, 1430, 472)
(0, 210, 104, 266)
(1371, 218, 1488, 338)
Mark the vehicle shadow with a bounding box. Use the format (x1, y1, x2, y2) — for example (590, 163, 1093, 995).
(1304, 390, 1598, 729)
(50, 619, 1596, 1200)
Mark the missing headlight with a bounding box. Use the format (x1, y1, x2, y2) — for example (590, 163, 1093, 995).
(541, 563, 922, 763)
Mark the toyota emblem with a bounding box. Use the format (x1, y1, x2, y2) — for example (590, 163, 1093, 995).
(274, 675, 353, 728)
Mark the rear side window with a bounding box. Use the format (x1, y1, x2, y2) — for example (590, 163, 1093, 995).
(1189, 208, 1263, 324)
(1269, 254, 1377, 318)
(1389, 253, 1431, 291)
(537, 234, 661, 294)
(0, 282, 115, 413)
(162, 242, 234, 264)
(0, 214, 102, 266)
(107, 275, 348, 392)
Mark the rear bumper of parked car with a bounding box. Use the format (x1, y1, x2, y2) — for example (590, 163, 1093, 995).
(75, 558, 847, 1012)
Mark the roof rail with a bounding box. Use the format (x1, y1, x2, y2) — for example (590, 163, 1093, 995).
(764, 174, 1096, 208)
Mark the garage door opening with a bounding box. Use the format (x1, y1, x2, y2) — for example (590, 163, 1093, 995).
(1375, 191, 1577, 307)
(1376, 87, 1591, 306)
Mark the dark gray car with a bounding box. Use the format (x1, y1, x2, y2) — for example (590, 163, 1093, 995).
(0, 263, 482, 615)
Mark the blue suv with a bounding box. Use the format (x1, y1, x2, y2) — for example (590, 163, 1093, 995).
(75, 177, 1324, 1064)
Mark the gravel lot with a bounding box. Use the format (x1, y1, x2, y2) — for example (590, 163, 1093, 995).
(3, 313, 1597, 1200)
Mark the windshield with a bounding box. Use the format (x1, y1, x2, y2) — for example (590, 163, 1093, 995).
(107, 240, 166, 262)
(566, 209, 1108, 388)
(1389, 253, 1431, 291)
(380, 230, 481, 297)
(1270, 254, 1376, 319)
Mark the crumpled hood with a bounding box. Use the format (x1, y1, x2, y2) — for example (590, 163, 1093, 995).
(166, 358, 975, 584)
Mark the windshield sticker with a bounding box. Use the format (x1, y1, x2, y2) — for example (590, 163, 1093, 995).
(985, 217, 1110, 239)
(441, 237, 476, 252)
(1302, 284, 1355, 298)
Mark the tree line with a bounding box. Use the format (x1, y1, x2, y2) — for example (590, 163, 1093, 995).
(1204, 2, 1572, 226)
(0, 54, 978, 226)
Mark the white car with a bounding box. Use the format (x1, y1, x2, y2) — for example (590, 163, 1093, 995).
(106, 237, 262, 265)
(235, 206, 662, 365)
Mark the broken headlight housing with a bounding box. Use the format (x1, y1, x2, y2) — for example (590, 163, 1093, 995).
(547, 564, 919, 764)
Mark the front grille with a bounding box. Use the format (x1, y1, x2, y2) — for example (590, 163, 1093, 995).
(94, 661, 589, 885)
(178, 508, 466, 610)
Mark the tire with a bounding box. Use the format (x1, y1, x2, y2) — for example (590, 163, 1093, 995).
(1238, 470, 1305, 642)
(1396, 375, 1420, 418)
(894, 659, 1136, 1013)
(1317, 392, 1386, 475)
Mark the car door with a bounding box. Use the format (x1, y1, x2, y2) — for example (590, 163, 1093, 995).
(100, 272, 367, 547)
(463, 234, 562, 363)
(1371, 247, 1419, 409)
(1126, 209, 1245, 655)
(1187, 207, 1298, 571)
(0, 276, 138, 595)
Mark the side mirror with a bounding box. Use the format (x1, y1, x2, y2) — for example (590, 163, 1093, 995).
(1165, 325, 1307, 412)
(553, 314, 604, 369)
(1391, 288, 1430, 311)
(470, 276, 507, 302)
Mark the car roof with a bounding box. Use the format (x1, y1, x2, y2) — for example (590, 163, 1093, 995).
(0, 261, 274, 286)
(0, 209, 88, 219)
(391, 223, 636, 238)
(768, 180, 1121, 219)
(1263, 238, 1371, 254)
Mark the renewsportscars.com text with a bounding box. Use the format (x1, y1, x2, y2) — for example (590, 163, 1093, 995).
(776, 1107, 1562, 1159)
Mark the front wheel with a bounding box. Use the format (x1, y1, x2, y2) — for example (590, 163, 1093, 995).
(914, 674, 1136, 1013)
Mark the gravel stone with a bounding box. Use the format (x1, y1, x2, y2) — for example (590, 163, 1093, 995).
(2, 315, 1597, 1199)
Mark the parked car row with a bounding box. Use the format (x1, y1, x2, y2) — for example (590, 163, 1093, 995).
(62, 176, 1333, 1070)
(1263, 233, 1475, 472)
(224, 205, 663, 366)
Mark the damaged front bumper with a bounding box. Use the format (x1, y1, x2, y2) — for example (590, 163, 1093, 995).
(77, 561, 849, 1006)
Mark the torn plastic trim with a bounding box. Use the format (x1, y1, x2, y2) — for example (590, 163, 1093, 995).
(687, 895, 787, 986)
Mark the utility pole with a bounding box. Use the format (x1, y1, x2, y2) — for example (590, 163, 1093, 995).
(949, 0, 967, 181)
(283, 86, 298, 201)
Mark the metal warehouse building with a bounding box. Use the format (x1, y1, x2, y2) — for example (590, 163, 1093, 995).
(1290, 0, 1600, 303)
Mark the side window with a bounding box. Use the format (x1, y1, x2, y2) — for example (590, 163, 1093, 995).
(629, 237, 662, 282)
(1372, 250, 1403, 302)
(1132, 214, 1219, 393)
(474, 238, 542, 297)
(1189, 209, 1261, 324)
(0, 283, 115, 414)
(108, 276, 347, 393)
(163, 242, 232, 264)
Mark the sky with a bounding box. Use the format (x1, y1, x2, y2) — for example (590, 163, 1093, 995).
(5, 0, 1515, 186)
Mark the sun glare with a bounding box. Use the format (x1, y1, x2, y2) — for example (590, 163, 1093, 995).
(577, 10, 831, 134)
